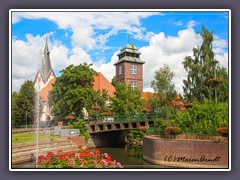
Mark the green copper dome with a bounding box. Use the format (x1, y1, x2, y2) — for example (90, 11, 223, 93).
(114, 43, 145, 65)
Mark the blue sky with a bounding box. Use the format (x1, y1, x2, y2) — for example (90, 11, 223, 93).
(11, 10, 229, 94)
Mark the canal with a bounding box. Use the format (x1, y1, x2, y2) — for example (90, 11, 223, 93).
(12, 144, 169, 169)
(99, 144, 169, 169)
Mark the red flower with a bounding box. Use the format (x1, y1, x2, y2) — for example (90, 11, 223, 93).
(78, 145, 82, 149)
(94, 149, 101, 155)
(67, 152, 75, 157)
(47, 152, 54, 156)
(38, 155, 45, 160)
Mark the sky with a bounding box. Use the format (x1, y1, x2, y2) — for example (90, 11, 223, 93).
(11, 10, 229, 94)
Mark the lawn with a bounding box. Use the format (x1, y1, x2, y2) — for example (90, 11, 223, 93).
(12, 133, 66, 145)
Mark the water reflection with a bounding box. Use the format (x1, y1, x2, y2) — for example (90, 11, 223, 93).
(98, 144, 169, 169)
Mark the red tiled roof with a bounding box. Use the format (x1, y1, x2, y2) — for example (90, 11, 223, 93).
(93, 72, 115, 98)
(40, 78, 56, 102)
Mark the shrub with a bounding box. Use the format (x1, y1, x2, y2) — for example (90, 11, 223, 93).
(165, 126, 181, 134)
(68, 120, 90, 140)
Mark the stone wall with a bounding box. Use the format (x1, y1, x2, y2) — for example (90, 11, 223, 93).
(143, 135, 229, 168)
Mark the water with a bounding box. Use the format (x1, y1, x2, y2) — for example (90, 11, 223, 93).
(12, 144, 169, 169)
(98, 144, 169, 169)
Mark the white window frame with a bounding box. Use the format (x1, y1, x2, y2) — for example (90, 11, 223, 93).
(130, 81, 137, 90)
(118, 65, 122, 75)
(130, 65, 137, 75)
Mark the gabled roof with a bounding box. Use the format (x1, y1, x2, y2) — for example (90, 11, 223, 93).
(93, 72, 115, 98)
(40, 78, 56, 101)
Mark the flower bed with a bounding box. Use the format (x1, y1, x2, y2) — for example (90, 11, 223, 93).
(36, 146, 123, 168)
(217, 126, 228, 137)
(165, 126, 181, 135)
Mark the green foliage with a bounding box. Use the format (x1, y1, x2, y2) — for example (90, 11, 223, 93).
(126, 130, 145, 142)
(171, 102, 228, 135)
(146, 118, 169, 135)
(49, 63, 98, 118)
(111, 76, 117, 87)
(111, 83, 145, 118)
(68, 120, 90, 140)
(182, 25, 228, 103)
(151, 64, 177, 106)
(12, 80, 36, 126)
(88, 89, 110, 120)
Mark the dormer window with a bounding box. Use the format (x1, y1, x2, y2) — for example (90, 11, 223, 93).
(130, 65, 137, 75)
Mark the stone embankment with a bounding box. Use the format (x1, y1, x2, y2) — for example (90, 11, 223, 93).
(12, 140, 79, 165)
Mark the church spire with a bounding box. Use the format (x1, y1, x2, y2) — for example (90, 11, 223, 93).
(40, 38, 52, 82)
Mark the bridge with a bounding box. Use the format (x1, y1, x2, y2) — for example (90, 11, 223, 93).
(88, 120, 154, 134)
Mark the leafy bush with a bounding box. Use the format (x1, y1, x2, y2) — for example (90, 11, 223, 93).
(68, 120, 90, 140)
(146, 118, 169, 135)
(165, 126, 181, 134)
(126, 130, 145, 142)
(170, 102, 228, 136)
(148, 102, 228, 136)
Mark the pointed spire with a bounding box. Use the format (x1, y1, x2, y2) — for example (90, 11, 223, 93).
(40, 38, 52, 82)
(128, 34, 130, 44)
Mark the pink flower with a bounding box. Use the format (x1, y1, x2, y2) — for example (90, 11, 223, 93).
(102, 159, 109, 166)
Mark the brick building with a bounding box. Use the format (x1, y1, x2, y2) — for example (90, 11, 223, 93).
(114, 42, 145, 92)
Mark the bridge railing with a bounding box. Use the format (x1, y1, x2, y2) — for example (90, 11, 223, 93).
(87, 112, 165, 124)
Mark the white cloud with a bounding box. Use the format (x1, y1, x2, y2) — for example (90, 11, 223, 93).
(174, 21, 183, 26)
(12, 12, 162, 51)
(94, 51, 119, 82)
(215, 53, 228, 69)
(213, 35, 228, 54)
(187, 20, 200, 29)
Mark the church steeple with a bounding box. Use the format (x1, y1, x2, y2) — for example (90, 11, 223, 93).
(40, 39, 52, 82)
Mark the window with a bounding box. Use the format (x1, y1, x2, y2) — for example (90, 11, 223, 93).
(130, 65, 137, 74)
(118, 66, 122, 75)
(130, 81, 137, 90)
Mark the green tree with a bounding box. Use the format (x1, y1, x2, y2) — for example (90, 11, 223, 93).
(151, 64, 177, 106)
(111, 76, 117, 87)
(111, 83, 145, 118)
(88, 89, 110, 120)
(11, 91, 19, 126)
(48, 63, 98, 119)
(13, 80, 36, 126)
(182, 25, 228, 103)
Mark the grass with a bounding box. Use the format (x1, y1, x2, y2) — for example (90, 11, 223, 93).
(12, 133, 66, 145)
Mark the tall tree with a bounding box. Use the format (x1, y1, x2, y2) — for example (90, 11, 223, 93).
(13, 80, 36, 126)
(111, 83, 145, 118)
(182, 25, 228, 103)
(111, 76, 117, 87)
(151, 64, 177, 106)
(11, 91, 19, 126)
(48, 63, 98, 119)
